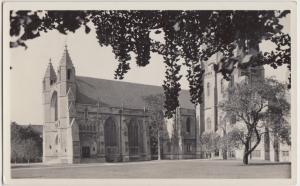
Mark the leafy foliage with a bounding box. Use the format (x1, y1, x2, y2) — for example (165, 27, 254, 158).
(10, 10, 291, 117)
(11, 122, 43, 163)
(200, 132, 220, 154)
(219, 78, 290, 164)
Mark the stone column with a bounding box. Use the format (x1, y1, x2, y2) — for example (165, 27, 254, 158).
(120, 115, 129, 162)
(143, 116, 151, 160)
(123, 123, 130, 162)
(97, 118, 106, 162)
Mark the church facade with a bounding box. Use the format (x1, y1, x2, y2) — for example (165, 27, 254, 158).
(42, 47, 199, 164)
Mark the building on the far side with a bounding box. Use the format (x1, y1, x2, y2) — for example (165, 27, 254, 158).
(194, 44, 291, 162)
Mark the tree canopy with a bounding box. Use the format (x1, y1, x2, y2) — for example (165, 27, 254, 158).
(219, 78, 290, 164)
(10, 10, 291, 117)
(11, 122, 43, 163)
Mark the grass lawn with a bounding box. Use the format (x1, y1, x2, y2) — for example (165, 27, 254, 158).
(11, 159, 291, 179)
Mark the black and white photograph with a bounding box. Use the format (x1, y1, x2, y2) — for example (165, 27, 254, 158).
(2, 1, 297, 185)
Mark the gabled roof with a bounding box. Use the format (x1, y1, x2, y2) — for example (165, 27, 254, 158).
(76, 76, 195, 109)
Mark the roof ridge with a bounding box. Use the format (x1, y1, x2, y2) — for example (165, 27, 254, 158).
(76, 75, 190, 91)
(75, 75, 194, 109)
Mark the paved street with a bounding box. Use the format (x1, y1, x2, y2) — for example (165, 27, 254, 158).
(11, 159, 291, 179)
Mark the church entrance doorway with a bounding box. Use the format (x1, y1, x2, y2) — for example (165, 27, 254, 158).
(82, 146, 90, 158)
(104, 117, 118, 162)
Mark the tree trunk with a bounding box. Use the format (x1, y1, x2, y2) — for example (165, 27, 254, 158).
(274, 134, 280, 162)
(157, 131, 161, 160)
(222, 149, 227, 160)
(243, 141, 250, 165)
(243, 127, 261, 165)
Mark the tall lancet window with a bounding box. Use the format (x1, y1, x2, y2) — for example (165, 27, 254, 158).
(50, 91, 58, 122)
(186, 117, 191, 133)
(58, 69, 61, 81)
(84, 108, 88, 120)
(104, 117, 117, 146)
(128, 119, 139, 155)
(67, 69, 71, 80)
(43, 80, 45, 90)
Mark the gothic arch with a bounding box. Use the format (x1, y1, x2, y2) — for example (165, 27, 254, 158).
(128, 118, 139, 156)
(55, 134, 59, 145)
(186, 117, 191, 133)
(50, 91, 58, 122)
(104, 117, 118, 161)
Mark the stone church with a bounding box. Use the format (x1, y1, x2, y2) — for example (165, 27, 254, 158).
(42, 46, 198, 164)
(43, 45, 290, 164)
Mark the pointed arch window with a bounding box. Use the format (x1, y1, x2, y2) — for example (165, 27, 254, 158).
(186, 117, 191, 133)
(104, 117, 117, 146)
(50, 80, 53, 85)
(84, 108, 88, 120)
(55, 135, 59, 145)
(67, 69, 71, 80)
(43, 80, 46, 90)
(128, 119, 139, 155)
(58, 69, 61, 81)
(50, 91, 58, 121)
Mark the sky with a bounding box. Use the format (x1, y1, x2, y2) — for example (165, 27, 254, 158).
(9, 13, 290, 125)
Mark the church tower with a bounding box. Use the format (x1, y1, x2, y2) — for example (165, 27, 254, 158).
(43, 45, 80, 164)
(57, 45, 80, 163)
(58, 45, 76, 98)
(42, 60, 57, 124)
(42, 60, 60, 163)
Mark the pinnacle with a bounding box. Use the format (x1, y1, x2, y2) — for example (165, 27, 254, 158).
(59, 44, 74, 67)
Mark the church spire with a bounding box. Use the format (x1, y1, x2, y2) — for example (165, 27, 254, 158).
(57, 44, 76, 97)
(59, 43, 74, 67)
(44, 58, 57, 81)
(43, 58, 57, 91)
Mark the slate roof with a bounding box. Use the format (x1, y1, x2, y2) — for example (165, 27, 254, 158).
(76, 76, 195, 109)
